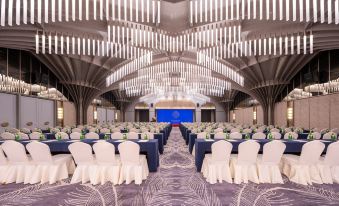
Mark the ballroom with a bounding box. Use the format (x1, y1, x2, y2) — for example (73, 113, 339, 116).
(0, 0, 339, 205)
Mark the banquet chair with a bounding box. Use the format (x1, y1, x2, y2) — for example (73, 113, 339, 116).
(0, 132, 15, 140)
(72, 128, 82, 133)
(85, 132, 100, 139)
(29, 132, 42, 140)
(18, 132, 29, 140)
(243, 129, 252, 134)
(55, 132, 70, 139)
(70, 132, 81, 139)
(61, 128, 70, 133)
(129, 128, 139, 133)
(230, 132, 242, 139)
(282, 140, 325, 185)
(89, 128, 97, 133)
(0, 146, 8, 183)
(331, 128, 339, 135)
(1, 140, 35, 184)
(111, 128, 121, 133)
(230, 128, 240, 133)
(127, 132, 139, 140)
(92, 142, 121, 185)
(202, 140, 233, 184)
(323, 132, 337, 140)
(230, 140, 260, 184)
(313, 132, 322, 140)
(118, 141, 149, 185)
(68, 142, 96, 184)
(317, 142, 339, 184)
(252, 132, 266, 140)
(270, 128, 280, 133)
(284, 132, 298, 139)
(257, 140, 286, 183)
(214, 128, 223, 133)
(111, 132, 123, 139)
(20, 128, 31, 134)
(214, 132, 226, 139)
(100, 128, 111, 133)
(271, 132, 282, 139)
(26, 141, 75, 184)
(141, 132, 154, 140)
(284, 128, 292, 133)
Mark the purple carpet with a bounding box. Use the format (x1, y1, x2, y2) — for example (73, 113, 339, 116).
(1, 128, 339, 206)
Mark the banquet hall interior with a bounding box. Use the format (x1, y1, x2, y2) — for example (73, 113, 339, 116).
(1, 0, 339, 205)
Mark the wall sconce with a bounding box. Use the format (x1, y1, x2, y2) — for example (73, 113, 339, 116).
(115, 112, 118, 120)
(287, 107, 293, 120)
(57, 108, 63, 120)
(232, 112, 236, 122)
(94, 111, 98, 120)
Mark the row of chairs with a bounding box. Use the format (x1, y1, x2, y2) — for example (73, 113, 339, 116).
(197, 131, 337, 140)
(202, 140, 339, 185)
(0, 140, 149, 185)
(0, 131, 154, 140)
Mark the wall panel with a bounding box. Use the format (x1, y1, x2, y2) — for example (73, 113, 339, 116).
(274, 102, 287, 126)
(0, 93, 17, 132)
(294, 98, 310, 129)
(63, 101, 76, 126)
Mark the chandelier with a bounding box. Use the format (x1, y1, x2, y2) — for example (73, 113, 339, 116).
(189, 0, 339, 24)
(0, 0, 161, 26)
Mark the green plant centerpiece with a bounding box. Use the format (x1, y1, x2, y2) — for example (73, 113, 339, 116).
(104, 134, 109, 140)
(57, 133, 62, 141)
(123, 133, 127, 140)
(144, 134, 148, 140)
(224, 132, 230, 140)
(288, 133, 293, 141)
(15, 133, 20, 141)
(205, 133, 210, 139)
(80, 133, 85, 140)
(331, 133, 337, 141)
(307, 132, 314, 141)
(268, 132, 273, 140)
(39, 133, 45, 141)
(245, 133, 250, 140)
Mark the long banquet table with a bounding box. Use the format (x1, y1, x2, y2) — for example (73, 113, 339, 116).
(194, 138, 335, 172)
(44, 133, 164, 154)
(188, 132, 321, 154)
(0, 139, 159, 172)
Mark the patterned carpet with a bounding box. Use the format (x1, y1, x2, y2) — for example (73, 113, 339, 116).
(1, 128, 339, 206)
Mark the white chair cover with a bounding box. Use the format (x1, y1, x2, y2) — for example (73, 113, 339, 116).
(214, 128, 223, 133)
(111, 128, 121, 133)
(70, 132, 81, 139)
(284, 132, 298, 139)
(85, 132, 100, 139)
(214, 132, 226, 139)
(29, 132, 42, 140)
(271, 132, 282, 139)
(331, 128, 339, 135)
(26, 141, 75, 184)
(68, 142, 96, 184)
(230, 132, 242, 139)
(323, 132, 337, 140)
(230, 140, 260, 184)
(111, 132, 123, 139)
(243, 128, 252, 134)
(118, 141, 148, 185)
(89, 128, 97, 132)
(127, 132, 139, 140)
(230, 128, 240, 133)
(100, 128, 111, 133)
(270, 128, 280, 133)
(72, 128, 82, 133)
(92, 142, 121, 185)
(20, 128, 31, 134)
(257, 140, 286, 183)
(252, 132, 266, 140)
(202, 140, 233, 184)
(313, 132, 322, 140)
(282, 140, 325, 185)
(1, 140, 35, 184)
(1, 132, 15, 140)
(197, 132, 207, 139)
(0, 146, 8, 183)
(55, 132, 69, 139)
(18, 132, 29, 140)
(317, 142, 339, 184)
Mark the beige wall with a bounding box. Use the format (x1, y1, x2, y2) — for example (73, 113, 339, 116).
(257, 106, 264, 125)
(234, 107, 253, 125)
(274, 101, 287, 126)
(63, 101, 76, 126)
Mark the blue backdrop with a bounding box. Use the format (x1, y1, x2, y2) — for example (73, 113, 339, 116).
(156, 109, 194, 124)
